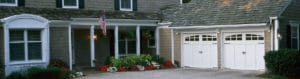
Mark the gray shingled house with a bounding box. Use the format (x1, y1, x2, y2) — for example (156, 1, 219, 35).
(0, 0, 300, 76)
(0, 0, 180, 75)
(158, 0, 300, 70)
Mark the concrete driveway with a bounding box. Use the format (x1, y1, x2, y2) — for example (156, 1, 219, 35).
(76, 68, 264, 79)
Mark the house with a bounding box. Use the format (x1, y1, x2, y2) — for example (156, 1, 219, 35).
(0, 0, 180, 75)
(1, 0, 300, 76)
(159, 0, 300, 70)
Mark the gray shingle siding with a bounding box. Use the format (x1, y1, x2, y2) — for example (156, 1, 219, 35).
(163, 0, 290, 26)
(278, 0, 300, 49)
(50, 27, 70, 64)
(25, 0, 56, 8)
(22, 0, 180, 12)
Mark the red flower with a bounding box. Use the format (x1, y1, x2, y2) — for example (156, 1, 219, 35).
(129, 65, 139, 71)
(118, 67, 127, 72)
(145, 64, 154, 70)
(164, 60, 173, 68)
(99, 65, 109, 72)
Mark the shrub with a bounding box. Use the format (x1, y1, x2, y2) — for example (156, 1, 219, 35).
(152, 55, 165, 64)
(98, 65, 109, 72)
(0, 63, 4, 79)
(265, 49, 300, 77)
(164, 60, 174, 68)
(6, 72, 27, 79)
(48, 59, 70, 74)
(182, 0, 191, 3)
(27, 67, 64, 79)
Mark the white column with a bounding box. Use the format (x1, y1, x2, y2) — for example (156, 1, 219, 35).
(114, 26, 119, 59)
(90, 25, 95, 67)
(68, 25, 73, 70)
(274, 17, 279, 50)
(171, 29, 175, 64)
(155, 27, 160, 55)
(136, 25, 141, 56)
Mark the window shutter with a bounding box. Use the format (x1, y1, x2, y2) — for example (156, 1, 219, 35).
(286, 25, 291, 48)
(114, 0, 120, 10)
(56, 0, 62, 8)
(18, 0, 25, 6)
(132, 0, 137, 11)
(79, 0, 84, 9)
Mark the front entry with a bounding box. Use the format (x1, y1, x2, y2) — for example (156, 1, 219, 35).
(183, 33, 218, 68)
(223, 32, 265, 70)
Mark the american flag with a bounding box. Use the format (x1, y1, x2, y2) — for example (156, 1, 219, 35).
(99, 14, 107, 36)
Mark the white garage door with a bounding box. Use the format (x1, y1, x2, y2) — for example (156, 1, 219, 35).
(183, 33, 218, 68)
(223, 32, 265, 70)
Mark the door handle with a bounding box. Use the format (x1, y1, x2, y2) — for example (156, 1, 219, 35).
(242, 51, 246, 54)
(199, 51, 203, 54)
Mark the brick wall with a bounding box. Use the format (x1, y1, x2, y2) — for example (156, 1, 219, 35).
(49, 27, 70, 64)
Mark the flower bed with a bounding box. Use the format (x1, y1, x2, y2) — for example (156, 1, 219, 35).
(98, 55, 175, 72)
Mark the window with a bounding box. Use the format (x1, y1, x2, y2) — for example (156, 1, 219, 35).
(9, 30, 42, 62)
(0, 0, 17, 6)
(119, 39, 136, 56)
(245, 34, 264, 41)
(225, 34, 242, 41)
(62, 0, 79, 8)
(291, 26, 299, 49)
(119, 0, 133, 11)
(202, 35, 217, 41)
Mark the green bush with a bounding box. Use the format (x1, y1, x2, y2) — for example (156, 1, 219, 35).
(110, 54, 153, 67)
(27, 66, 64, 79)
(182, 0, 192, 3)
(6, 72, 27, 79)
(265, 49, 300, 77)
(152, 55, 165, 64)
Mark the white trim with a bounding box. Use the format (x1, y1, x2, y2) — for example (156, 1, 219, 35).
(180, 0, 183, 4)
(136, 25, 140, 56)
(180, 32, 184, 67)
(171, 29, 175, 64)
(114, 26, 119, 59)
(290, 24, 300, 49)
(90, 25, 95, 67)
(155, 27, 160, 55)
(62, 0, 79, 9)
(0, 0, 18, 6)
(68, 25, 73, 70)
(170, 23, 267, 29)
(270, 17, 279, 50)
(119, 0, 133, 11)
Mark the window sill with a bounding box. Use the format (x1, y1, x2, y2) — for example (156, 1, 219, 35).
(120, 8, 133, 11)
(0, 3, 17, 6)
(9, 60, 46, 65)
(62, 6, 79, 9)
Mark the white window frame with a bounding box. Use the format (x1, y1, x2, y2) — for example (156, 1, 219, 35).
(119, 38, 136, 57)
(119, 0, 133, 11)
(147, 38, 156, 48)
(8, 29, 44, 64)
(0, 0, 18, 6)
(62, 0, 79, 9)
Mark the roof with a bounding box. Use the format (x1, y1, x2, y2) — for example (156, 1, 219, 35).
(162, 0, 291, 27)
(0, 7, 162, 20)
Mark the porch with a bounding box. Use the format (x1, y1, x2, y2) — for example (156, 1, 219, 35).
(67, 18, 161, 70)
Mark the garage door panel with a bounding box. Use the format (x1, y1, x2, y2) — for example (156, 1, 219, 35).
(223, 32, 265, 70)
(183, 33, 217, 68)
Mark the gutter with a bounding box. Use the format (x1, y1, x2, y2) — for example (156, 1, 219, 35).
(169, 23, 267, 29)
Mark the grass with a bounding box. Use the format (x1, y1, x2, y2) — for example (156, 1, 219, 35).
(257, 73, 287, 79)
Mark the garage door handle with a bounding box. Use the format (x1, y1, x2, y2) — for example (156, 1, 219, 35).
(242, 52, 246, 54)
(199, 51, 203, 54)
